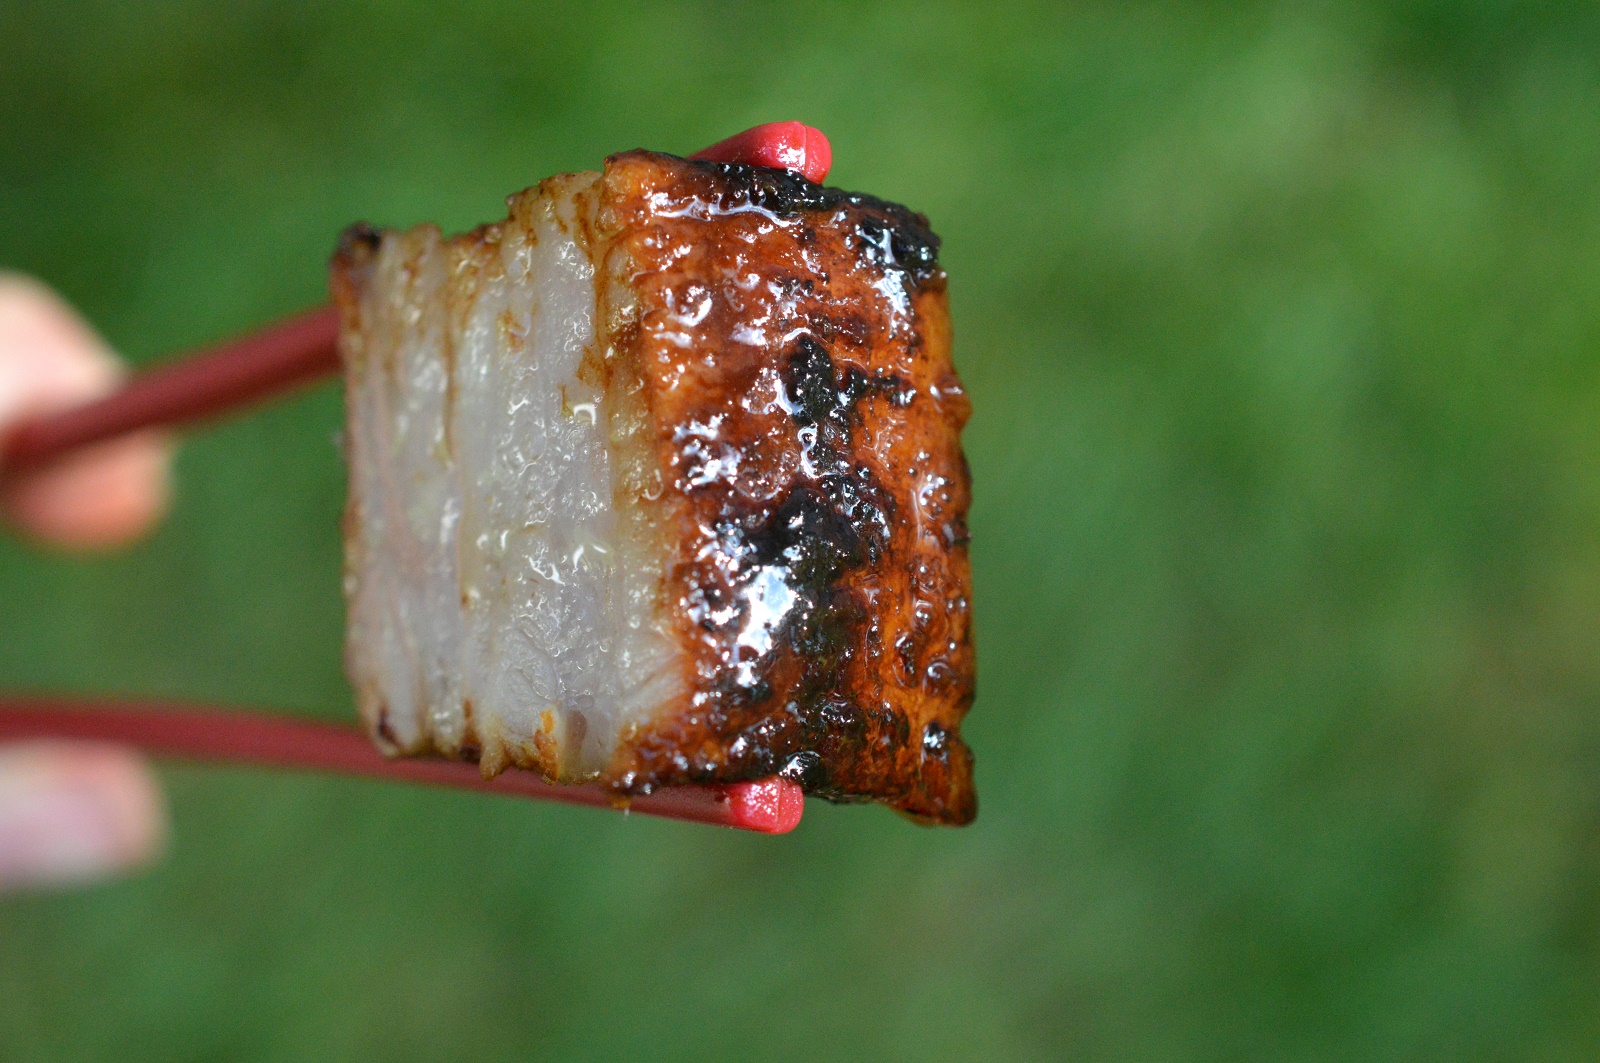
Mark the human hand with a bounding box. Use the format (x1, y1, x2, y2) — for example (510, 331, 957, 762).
(0, 275, 170, 890)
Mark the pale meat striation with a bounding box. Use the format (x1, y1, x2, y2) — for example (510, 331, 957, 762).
(333, 151, 976, 824)
(334, 172, 679, 781)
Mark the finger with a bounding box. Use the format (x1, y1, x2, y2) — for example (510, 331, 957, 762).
(0, 275, 172, 549)
(690, 122, 833, 183)
(0, 741, 166, 891)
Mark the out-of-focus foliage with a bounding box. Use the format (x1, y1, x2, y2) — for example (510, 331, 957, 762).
(4, 2, 1600, 1059)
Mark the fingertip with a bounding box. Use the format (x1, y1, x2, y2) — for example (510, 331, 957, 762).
(0, 274, 118, 411)
(0, 274, 174, 550)
(2, 432, 172, 551)
(0, 742, 167, 891)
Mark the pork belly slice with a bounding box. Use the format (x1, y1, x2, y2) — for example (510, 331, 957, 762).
(332, 150, 975, 824)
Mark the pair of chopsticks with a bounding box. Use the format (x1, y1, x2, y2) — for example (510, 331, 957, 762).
(0, 123, 834, 835)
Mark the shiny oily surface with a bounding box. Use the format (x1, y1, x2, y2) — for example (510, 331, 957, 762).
(596, 152, 974, 824)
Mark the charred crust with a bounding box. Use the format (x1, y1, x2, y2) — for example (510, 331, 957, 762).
(330, 223, 386, 319)
(599, 150, 976, 824)
(335, 222, 385, 264)
(605, 150, 944, 289)
(454, 697, 482, 762)
(374, 704, 399, 749)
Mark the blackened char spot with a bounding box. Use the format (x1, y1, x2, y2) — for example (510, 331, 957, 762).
(746, 481, 875, 590)
(780, 749, 824, 787)
(692, 159, 834, 214)
(782, 335, 913, 463)
(374, 705, 398, 747)
(767, 697, 896, 802)
(458, 698, 480, 763)
(784, 336, 841, 427)
(668, 154, 944, 287)
(702, 483, 873, 710)
(336, 222, 384, 262)
(853, 214, 940, 281)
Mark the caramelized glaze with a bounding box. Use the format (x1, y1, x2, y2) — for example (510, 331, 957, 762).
(596, 152, 975, 824)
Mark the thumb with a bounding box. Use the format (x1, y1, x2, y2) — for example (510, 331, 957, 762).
(0, 742, 166, 891)
(0, 275, 172, 550)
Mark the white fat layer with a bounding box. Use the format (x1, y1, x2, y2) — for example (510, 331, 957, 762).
(343, 173, 679, 779)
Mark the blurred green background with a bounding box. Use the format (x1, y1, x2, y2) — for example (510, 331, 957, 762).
(4, 1, 1600, 1059)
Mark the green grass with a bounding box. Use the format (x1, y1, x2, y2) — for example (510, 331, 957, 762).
(4, 1, 1600, 1059)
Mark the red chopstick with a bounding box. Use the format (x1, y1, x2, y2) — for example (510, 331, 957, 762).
(689, 120, 832, 179)
(0, 123, 830, 833)
(0, 698, 804, 833)
(0, 305, 342, 478)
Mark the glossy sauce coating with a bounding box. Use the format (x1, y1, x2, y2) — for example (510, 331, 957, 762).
(596, 152, 975, 824)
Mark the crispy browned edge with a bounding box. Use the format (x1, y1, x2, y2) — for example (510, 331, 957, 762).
(328, 222, 392, 747)
(594, 152, 976, 825)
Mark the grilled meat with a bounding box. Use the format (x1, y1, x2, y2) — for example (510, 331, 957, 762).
(332, 150, 975, 824)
